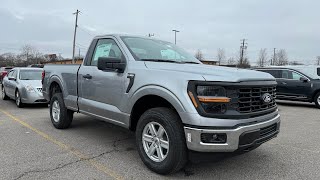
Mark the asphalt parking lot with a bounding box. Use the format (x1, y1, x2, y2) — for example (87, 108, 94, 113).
(1, 99, 320, 180)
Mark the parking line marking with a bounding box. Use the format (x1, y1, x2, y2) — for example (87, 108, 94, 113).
(0, 109, 124, 180)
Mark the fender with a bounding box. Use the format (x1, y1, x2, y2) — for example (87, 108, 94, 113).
(47, 75, 66, 97)
(127, 85, 187, 114)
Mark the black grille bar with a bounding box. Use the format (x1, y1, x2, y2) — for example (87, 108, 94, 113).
(236, 86, 276, 114)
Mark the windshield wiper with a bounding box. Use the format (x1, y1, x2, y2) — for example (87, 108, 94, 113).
(140, 59, 180, 63)
(181, 61, 201, 64)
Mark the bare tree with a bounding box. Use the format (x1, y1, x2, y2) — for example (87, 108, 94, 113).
(257, 48, 268, 67)
(216, 48, 226, 65)
(20, 45, 45, 65)
(236, 50, 251, 68)
(195, 49, 204, 61)
(227, 57, 236, 65)
(275, 49, 288, 66)
(316, 56, 320, 65)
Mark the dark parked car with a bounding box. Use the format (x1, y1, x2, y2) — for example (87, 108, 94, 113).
(255, 66, 320, 108)
(0, 67, 13, 84)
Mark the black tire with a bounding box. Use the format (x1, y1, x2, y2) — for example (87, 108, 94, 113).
(50, 93, 73, 129)
(136, 107, 188, 174)
(314, 92, 320, 109)
(15, 90, 24, 108)
(1, 86, 9, 100)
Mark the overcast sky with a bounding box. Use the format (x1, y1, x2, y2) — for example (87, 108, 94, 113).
(0, 0, 319, 64)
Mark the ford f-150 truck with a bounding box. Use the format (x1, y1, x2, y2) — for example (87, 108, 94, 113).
(42, 34, 280, 174)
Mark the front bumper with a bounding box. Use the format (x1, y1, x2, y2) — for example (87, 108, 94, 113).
(184, 114, 280, 152)
(21, 90, 48, 104)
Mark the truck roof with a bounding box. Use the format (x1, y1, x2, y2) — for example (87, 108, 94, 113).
(93, 34, 154, 40)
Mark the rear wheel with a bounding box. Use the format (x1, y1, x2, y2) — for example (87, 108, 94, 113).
(1, 86, 9, 100)
(50, 93, 73, 129)
(136, 107, 188, 174)
(314, 92, 320, 109)
(15, 91, 24, 108)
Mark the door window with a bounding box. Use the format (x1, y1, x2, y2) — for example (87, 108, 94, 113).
(90, 39, 123, 66)
(259, 70, 281, 78)
(291, 71, 303, 80)
(12, 70, 17, 79)
(281, 70, 304, 80)
(7, 71, 14, 78)
(281, 70, 290, 79)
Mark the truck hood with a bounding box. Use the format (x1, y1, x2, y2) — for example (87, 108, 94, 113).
(145, 62, 275, 82)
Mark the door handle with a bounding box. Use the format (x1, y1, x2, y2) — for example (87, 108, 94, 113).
(83, 74, 92, 79)
(281, 82, 287, 85)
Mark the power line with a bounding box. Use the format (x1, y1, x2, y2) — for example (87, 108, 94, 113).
(72, 9, 80, 64)
(77, 25, 96, 37)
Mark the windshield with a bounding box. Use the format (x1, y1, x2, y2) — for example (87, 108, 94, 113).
(19, 70, 42, 80)
(121, 36, 200, 64)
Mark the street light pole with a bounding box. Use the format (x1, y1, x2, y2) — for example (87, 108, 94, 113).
(172, 29, 180, 44)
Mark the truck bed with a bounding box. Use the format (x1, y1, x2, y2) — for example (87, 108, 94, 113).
(43, 64, 81, 110)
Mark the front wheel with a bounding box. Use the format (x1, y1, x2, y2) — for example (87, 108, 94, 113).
(1, 86, 9, 100)
(136, 107, 188, 174)
(15, 91, 24, 108)
(50, 93, 73, 129)
(314, 92, 320, 109)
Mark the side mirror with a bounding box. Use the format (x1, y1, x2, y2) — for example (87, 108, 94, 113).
(97, 57, 126, 73)
(8, 77, 16, 81)
(300, 76, 309, 82)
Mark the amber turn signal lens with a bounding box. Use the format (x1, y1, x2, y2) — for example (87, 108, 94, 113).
(197, 96, 230, 103)
(188, 91, 198, 108)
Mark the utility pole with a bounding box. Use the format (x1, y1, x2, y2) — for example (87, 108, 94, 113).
(240, 39, 247, 65)
(78, 48, 81, 58)
(148, 33, 154, 37)
(72, 9, 80, 64)
(272, 48, 276, 65)
(172, 29, 180, 44)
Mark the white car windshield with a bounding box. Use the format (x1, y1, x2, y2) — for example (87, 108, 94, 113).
(19, 70, 42, 80)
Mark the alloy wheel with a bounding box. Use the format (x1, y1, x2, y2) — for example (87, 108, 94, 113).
(52, 100, 61, 123)
(142, 122, 169, 162)
(16, 92, 20, 106)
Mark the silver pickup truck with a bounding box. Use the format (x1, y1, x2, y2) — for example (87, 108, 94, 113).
(42, 34, 280, 174)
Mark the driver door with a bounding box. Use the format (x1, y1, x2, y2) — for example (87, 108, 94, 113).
(278, 70, 311, 99)
(5, 70, 16, 97)
(78, 38, 128, 124)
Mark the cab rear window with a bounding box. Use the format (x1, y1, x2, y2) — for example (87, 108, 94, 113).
(317, 68, 320, 76)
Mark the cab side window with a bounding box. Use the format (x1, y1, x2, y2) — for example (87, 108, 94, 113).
(291, 71, 303, 80)
(90, 39, 123, 66)
(260, 70, 281, 78)
(281, 70, 304, 80)
(281, 70, 290, 79)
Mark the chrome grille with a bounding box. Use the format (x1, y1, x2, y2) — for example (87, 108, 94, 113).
(237, 86, 276, 113)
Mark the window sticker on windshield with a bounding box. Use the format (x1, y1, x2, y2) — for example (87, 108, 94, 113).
(161, 49, 181, 59)
(93, 44, 112, 60)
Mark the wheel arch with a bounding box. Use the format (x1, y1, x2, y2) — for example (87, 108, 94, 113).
(128, 85, 186, 131)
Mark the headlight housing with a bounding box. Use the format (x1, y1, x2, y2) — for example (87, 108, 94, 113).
(196, 86, 229, 114)
(25, 85, 35, 92)
(188, 83, 231, 115)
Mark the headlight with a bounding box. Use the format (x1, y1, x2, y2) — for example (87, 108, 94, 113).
(188, 85, 230, 114)
(25, 85, 35, 92)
